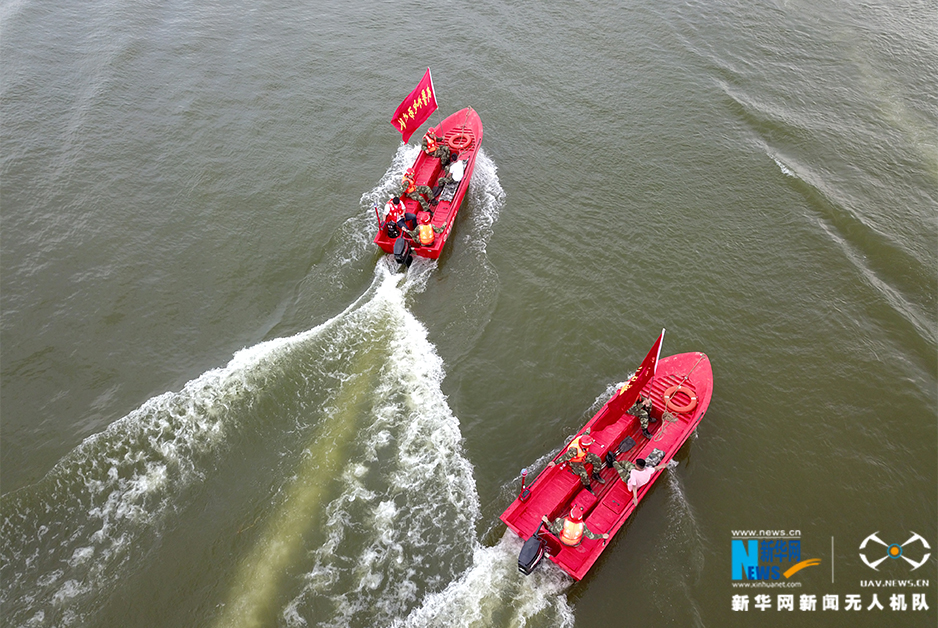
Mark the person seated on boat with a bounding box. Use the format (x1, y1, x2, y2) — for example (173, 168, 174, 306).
(431, 153, 465, 204)
(541, 505, 608, 547)
(382, 196, 405, 235)
(612, 458, 660, 507)
(627, 395, 656, 440)
(382, 196, 406, 222)
(402, 213, 447, 247)
(547, 428, 606, 493)
(382, 196, 417, 236)
(421, 127, 451, 164)
(401, 169, 434, 214)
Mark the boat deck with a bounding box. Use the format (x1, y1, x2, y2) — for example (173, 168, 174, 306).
(500, 351, 712, 580)
(374, 108, 483, 260)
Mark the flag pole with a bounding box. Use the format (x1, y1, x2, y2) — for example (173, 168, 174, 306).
(428, 68, 439, 129)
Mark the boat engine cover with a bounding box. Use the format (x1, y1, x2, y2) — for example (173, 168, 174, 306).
(518, 533, 547, 575)
(393, 236, 413, 267)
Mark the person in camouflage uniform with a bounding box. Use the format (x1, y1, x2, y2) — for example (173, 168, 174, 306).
(612, 459, 639, 483)
(612, 457, 661, 507)
(433, 153, 462, 197)
(402, 220, 447, 247)
(541, 506, 608, 547)
(547, 428, 606, 492)
(421, 128, 451, 164)
(627, 395, 655, 440)
(401, 169, 434, 214)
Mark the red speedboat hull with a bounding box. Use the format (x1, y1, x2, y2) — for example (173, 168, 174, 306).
(500, 340, 713, 581)
(374, 107, 483, 261)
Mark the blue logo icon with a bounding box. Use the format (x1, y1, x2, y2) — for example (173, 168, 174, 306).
(731, 537, 820, 580)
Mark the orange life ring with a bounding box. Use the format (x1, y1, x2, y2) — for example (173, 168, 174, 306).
(664, 384, 698, 413)
(448, 132, 471, 150)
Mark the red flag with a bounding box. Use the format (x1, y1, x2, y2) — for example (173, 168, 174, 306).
(606, 329, 665, 417)
(391, 68, 438, 143)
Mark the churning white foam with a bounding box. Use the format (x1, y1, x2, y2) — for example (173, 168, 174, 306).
(0, 264, 416, 627)
(2, 147, 572, 628)
(393, 532, 575, 628)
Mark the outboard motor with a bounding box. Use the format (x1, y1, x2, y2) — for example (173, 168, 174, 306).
(518, 525, 548, 575)
(385, 219, 400, 239)
(393, 236, 413, 267)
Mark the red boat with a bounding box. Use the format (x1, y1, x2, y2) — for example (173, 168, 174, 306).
(499, 330, 713, 581)
(374, 107, 483, 265)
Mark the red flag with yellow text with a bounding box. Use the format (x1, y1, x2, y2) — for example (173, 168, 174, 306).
(605, 329, 665, 418)
(391, 68, 438, 143)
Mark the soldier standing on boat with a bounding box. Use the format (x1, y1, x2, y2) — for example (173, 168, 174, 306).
(547, 428, 606, 492)
(628, 395, 655, 440)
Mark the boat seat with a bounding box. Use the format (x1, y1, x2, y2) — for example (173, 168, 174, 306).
(548, 485, 601, 532)
(589, 421, 634, 465)
(586, 483, 631, 533)
(411, 153, 444, 188)
(573, 486, 599, 512)
(528, 463, 585, 521)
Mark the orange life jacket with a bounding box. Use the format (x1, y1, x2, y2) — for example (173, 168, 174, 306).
(418, 223, 435, 246)
(560, 518, 585, 546)
(424, 134, 439, 153)
(566, 437, 587, 464)
(402, 174, 416, 195)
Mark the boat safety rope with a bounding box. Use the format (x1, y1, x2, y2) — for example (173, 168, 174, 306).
(678, 354, 707, 388)
(661, 353, 708, 412)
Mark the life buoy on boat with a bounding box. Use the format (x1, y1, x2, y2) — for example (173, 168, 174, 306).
(448, 132, 471, 150)
(663, 384, 697, 413)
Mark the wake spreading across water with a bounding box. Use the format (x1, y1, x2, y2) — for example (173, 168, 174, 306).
(392, 532, 574, 628)
(1, 150, 577, 628)
(652, 471, 708, 628)
(215, 261, 482, 628)
(0, 267, 400, 626)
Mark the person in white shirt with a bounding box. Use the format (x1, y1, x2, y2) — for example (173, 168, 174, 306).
(613, 458, 660, 507)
